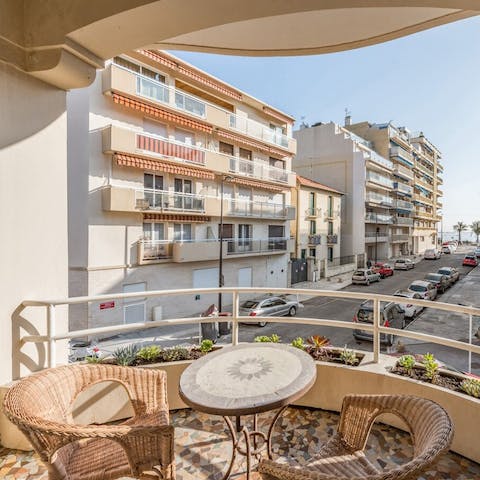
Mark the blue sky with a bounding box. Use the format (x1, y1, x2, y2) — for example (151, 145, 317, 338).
(170, 15, 480, 232)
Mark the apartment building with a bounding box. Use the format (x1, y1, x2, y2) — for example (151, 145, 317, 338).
(291, 176, 343, 283)
(293, 122, 394, 262)
(345, 121, 443, 255)
(68, 50, 296, 330)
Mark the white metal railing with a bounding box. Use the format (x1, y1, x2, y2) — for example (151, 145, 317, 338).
(394, 199, 414, 210)
(121, 66, 292, 149)
(394, 182, 414, 195)
(229, 156, 289, 183)
(135, 188, 206, 212)
(365, 212, 394, 223)
(18, 287, 480, 370)
(227, 198, 294, 219)
(367, 150, 394, 171)
(394, 164, 414, 179)
(390, 145, 413, 163)
(365, 192, 394, 206)
(366, 171, 394, 188)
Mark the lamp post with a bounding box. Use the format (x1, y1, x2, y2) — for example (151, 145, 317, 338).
(218, 175, 233, 335)
(374, 227, 380, 263)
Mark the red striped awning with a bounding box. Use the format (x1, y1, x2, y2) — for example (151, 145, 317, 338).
(216, 129, 289, 157)
(112, 93, 213, 134)
(144, 213, 210, 223)
(114, 153, 215, 180)
(228, 176, 286, 192)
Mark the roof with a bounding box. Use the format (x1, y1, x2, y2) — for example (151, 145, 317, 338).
(297, 175, 343, 195)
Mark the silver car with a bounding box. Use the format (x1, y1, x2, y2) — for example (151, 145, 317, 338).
(239, 296, 301, 327)
(394, 258, 415, 270)
(393, 290, 424, 318)
(408, 280, 437, 301)
(352, 268, 381, 285)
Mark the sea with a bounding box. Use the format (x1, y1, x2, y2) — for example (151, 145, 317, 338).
(441, 231, 478, 243)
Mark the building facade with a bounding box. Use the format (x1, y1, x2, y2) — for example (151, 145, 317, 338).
(68, 50, 296, 331)
(345, 121, 443, 255)
(291, 176, 343, 282)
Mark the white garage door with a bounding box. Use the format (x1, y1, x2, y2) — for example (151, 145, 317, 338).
(123, 282, 146, 324)
(193, 268, 219, 288)
(238, 267, 252, 287)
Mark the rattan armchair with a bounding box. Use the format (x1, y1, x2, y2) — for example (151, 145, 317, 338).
(3, 364, 175, 480)
(259, 394, 453, 480)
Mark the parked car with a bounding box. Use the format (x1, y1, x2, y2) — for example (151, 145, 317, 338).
(441, 245, 453, 254)
(408, 280, 437, 301)
(474, 247, 480, 259)
(463, 255, 478, 267)
(351, 268, 381, 285)
(372, 262, 394, 278)
(394, 258, 415, 270)
(353, 300, 406, 346)
(437, 267, 459, 286)
(424, 273, 449, 293)
(424, 249, 441, 260)
(393, 290, 424, 318)
(239, 295, 301, 326)
(443, 241, 458, 252)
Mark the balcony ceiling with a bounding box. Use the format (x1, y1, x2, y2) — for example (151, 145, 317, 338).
(1, 1, 479, 89)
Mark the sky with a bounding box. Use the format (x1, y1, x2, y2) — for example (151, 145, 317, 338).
(169, 15, 480, 233)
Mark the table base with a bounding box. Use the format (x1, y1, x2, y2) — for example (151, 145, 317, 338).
(221, 405, 288, 480)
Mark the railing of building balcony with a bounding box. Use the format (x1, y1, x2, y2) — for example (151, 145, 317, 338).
(308, 234, 322, 245)
(367, 150, 393, 171)
(139, 239, 172, 261)
(394, 200, 414, 211)
(414, 192, 433, 205)
(305, 207, 322, 217)
(365, 233, 389, 242)
(390, 234, 410, 242)
(126, 68, 292, 149)
(327, 255, 356, 267)
(365, 192, 393, 206)
(229, 157, 289, 183)
(415, 161, 434, 179)
(390, 145, 413, 165)
(19, 287, 480, 370)
(135, 188, 206, 212)
(366, 171, 394, 188)
(415, 177, 434, 192)
(227, 199, 294, 219)
(225, 237, 289, 255)
(394, 216, 414, 226)
(341, 129, 373, 149)
(365, 212, 394, 224)
(393, 182, 413, 195)
(326, 234, 338, 244)
(393, 164, 414, 180)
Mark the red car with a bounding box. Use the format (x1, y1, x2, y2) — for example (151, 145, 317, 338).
(463, 255, 478, 267)
(373, 262, 394, 278)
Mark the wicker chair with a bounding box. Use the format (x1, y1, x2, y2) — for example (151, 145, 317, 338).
(3, 364, 175, 480)
(258, 394, 453, 480)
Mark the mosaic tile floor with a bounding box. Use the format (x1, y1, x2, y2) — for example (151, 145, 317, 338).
(1, 407, 479, 479)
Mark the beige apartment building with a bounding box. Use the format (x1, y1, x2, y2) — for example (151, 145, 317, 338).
(68, 50, 296, 330)
(290, 176, 344, 283)
(345, 121, 443, 255)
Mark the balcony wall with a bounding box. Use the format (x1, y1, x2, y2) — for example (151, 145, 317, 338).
(172, 240, 224, 262)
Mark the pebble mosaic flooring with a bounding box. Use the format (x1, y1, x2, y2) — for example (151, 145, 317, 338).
(1, 407, 479, 479)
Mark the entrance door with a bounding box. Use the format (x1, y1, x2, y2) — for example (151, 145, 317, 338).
(219, 223, 234, 253)
(123, 282, 146, 324)
(291, 258, 307, 284)
(238, 224, 252, 252)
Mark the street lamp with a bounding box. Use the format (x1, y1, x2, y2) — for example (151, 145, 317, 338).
(374, 227, 380, 263)
(218, 175, 233, 335)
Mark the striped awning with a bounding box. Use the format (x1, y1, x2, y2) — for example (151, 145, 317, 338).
(216, 129, 289, 157)
(144, 213, 210, 223)
(114, 154, 215, 179)
(112, 93, 213, 134)
(229, 175, 286, 192)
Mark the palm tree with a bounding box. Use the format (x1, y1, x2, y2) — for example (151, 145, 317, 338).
(453, 222, 468, 244)
(471, 220, 480, 245)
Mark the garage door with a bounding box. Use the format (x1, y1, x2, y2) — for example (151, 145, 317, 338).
(193, 268, 219, 310)
(123, 282, 146, 324)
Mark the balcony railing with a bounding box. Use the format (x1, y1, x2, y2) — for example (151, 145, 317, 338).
(394, 199, 413, 211)
(365, 234, 389, 242)
(415, 209, 433, 219)
(366, 171, 394, 188)
(365, 213, 393, 224)
(229, 156, 289, 183)
(229, 114, 290, 148)
(226, 237, 290, 255)
(136, 188, 206, 212)
(393, 164, 414, 180)
(365, 192, 393, 206)
(390, 234, 410, 243)
(394, 216, 414, 226)
(393, 182, 413, 195)
(227, 199, 295, 219)
(390, 145, 413, 164)
(138, 240, 172, 263)
(414, 193, 433, 205)
(326, 234, 338, 244)
(308, 234, 322, 245)
(367, 150, 393, 170)
(305, 207, 322, 217)
(415, 161, 434, 179)
(414, 177, 434, 192)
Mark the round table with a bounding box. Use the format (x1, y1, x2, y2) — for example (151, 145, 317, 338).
(179, 343, 317, 479)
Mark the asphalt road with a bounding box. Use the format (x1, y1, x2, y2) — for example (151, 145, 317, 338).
(236, 252, 480, 373)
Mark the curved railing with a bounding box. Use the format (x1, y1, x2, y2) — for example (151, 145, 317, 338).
(19, 287, 480, 370)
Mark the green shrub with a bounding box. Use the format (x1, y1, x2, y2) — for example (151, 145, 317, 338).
(85, 355, 103, 364)
(422, 352, 439, 382)
(340, 346, 358, 366)
(398, 354, 416, 374)
(161, 346, 189, 362)
(200, 339, 214, 353)
(291, 337, 305, 350)
(460, 378, 480, 398)
(254, 334, 281, 343)
(113, 344, 139, 366)
(137, 345, 162, 362)
(306, 335, 330, 349)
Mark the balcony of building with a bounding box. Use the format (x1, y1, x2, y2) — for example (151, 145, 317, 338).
(326, 234, 338, 244)
(390, 145, 413, 166)
(393, 163, 414, 181)
(308, 233, 322, 245)
(102, 125, 295, 187)
(415, 176, 434, 193)
(365, 212, 393, 224)
(365, 150, 394, 172)
(393, 199, 414, 211)
(414, 208, 434, 220)
(392, 181, 413, 196)
(393, 216, 414, 226)
(304, 207, 322, 218)
(226, 199, 295, 220)
(437, 188, 444, 196)
(365, 191, 393, 207)
(365, 230, 389, 243)
(414, 192, 434, 206)
(390, 234, 410, 243)
(103, 64, 296, 153)
(366, 171, 394, 190)
(415, 161, 434, 179)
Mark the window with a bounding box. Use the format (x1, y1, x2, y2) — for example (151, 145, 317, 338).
(174, 224, 192, 241)
(113, 57, 166, 83)
(143, 222, 165, 241)
(144, 173, 164, 208)
(239, 148, 252, 160)
(310, 221, 316, 235)
(309, 248, 316, 257)
(238, 224, 252, 251)
(309, 192, 316, 211)
(174, 178, 193, 209)
(268, 225, 286, 250)
(269, 157, 285, 170)
(328, 221, 334, 235)
(143, 119, 167, 137)
(328, 247, 334, 262)
(238, 148, 253, 175)
(301, 249, 306, 259)
(328, 196, 334, 217)
(175, 128, 194, 145)
(219, 141, 234, 156)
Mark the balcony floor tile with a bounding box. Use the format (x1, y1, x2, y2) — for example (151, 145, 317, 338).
(1, 407, 478, 479)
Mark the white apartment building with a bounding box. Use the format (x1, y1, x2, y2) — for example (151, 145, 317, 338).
(68, 50, 296, 330)
(290, 176, 343, 283)
(293, 122, 395, 262)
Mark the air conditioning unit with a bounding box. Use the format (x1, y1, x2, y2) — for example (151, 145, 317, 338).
(152, 306, 163, 321)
